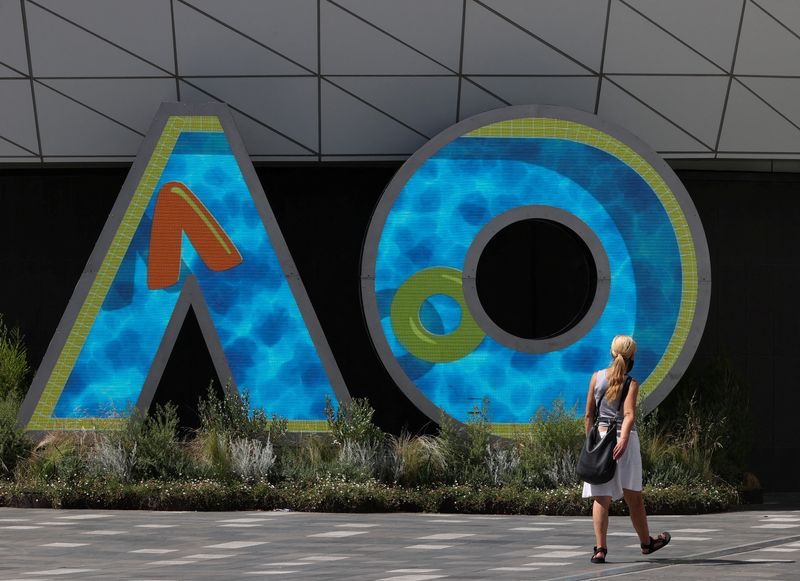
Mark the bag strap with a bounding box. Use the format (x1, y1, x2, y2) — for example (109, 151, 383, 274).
(615, 376, 633, 412)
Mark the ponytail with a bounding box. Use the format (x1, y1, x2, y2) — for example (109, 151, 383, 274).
(605, 353, 627, 402)
(606, 335, 636, 402)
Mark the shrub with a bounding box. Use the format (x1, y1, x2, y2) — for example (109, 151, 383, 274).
(654, 357, 753, 483)
(0, 315, 30, 400)
(639, 407, 713, 487)
(437, 398, 493, 484)
(436, 412, 466, 481)
(92, 435, 137, 482)
(131, 404, 192, 480)
(324, 396, 384, 447)
(275, 434, 337, 483)
(197, 382, 288, 443)
(389, 433, 448, 486)
(514, 398, 583, 488)
(25, 431, 93, 484)
(191, 430, 231, 479)
(229, 437, 275, 482)
(0, 478, 739, 515)
(91, 404, 191, 482)
(0, 395, 32, 477)
(486, 442, 520, 486)
(334, 440, 380, 482)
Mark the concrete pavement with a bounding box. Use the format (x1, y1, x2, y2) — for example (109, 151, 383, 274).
(0, 502, 798, 580)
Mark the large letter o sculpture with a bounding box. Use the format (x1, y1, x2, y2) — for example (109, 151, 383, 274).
(361, 105, 711, 434)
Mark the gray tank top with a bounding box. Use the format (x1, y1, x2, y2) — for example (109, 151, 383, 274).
(594, 368, 636, 431)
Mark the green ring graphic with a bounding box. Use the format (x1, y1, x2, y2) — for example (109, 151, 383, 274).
(390, 266, 485, 363)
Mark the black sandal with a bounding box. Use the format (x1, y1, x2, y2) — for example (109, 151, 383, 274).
(641, 531, 671, 555)
(590, 546, 607, 564)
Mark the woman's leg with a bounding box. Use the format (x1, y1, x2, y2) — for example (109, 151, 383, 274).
(622, 488, 650, 544)
(592, 495, 612, 553)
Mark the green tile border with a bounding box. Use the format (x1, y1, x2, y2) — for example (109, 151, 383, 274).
(27, 116, 222, 431)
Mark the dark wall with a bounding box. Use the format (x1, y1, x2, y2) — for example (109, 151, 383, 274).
(680, 170, 800, 492)
(1, 166, 799, 488)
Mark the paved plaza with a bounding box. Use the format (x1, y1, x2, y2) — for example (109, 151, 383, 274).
(0, 504, 799, 580)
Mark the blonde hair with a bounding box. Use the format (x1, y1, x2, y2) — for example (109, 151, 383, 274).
(606, 335, 637, 402)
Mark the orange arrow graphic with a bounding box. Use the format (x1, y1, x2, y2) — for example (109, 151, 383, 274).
(147, 181, 242, 290)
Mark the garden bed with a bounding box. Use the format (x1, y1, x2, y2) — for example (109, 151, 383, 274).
(0, 479, 739, 515)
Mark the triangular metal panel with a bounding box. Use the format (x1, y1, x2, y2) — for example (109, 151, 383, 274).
(330, 76, 458, 138)
(598, 81, 710, 153)
(718, 80, 800, 153)
(36, 0, 176, 73)
(604, 0, 723, 74)
(34, 82, 143, 156)
(321, 80, 428, 154)
(174, 1, 310, 76)
(45, 79, 177, 134)
(0, 140, 33, 157)
(462, 1, 590, 75)
(629, 0, 742, 71)
(0, 63, 24, 77)
(610, 75, 728, 148)
(755, 0, 800, 37)
(334, 0, 463, 71)
(0, 80, 39, 154)
(187, 77, 319, 153)
(179, 81, 312, 156)
(479, 0, 609, 72)
(740, 76, 800, 128)
(458, 79, 507, 120)
(0, 0, 30, 74)
(183, 0, 318, 72)
(26, 2, 166, 77)
(735, 1, 800, 76)
(320, 0, 454, 75)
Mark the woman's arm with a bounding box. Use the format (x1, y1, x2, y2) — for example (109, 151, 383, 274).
(584, 372, 598, 435)
(613, 379, 638, 460)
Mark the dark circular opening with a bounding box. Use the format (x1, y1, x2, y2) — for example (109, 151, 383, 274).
(475, 218, 597, 340)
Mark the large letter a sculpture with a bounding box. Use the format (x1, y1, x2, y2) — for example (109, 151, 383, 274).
(19, 103, 348, 432)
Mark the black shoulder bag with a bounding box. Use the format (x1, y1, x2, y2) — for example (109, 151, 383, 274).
(577, 376, 632, 485)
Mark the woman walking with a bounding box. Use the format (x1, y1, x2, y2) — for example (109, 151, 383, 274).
(583, 335, 671, 564)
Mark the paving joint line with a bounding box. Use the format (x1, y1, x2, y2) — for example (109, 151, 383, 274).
(542, 533, 800, 581)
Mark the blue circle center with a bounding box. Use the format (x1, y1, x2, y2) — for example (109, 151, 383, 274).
(420, 294, 462, 336)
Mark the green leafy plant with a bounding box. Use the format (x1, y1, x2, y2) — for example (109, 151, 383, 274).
(191, 430, 231, 479)
(465, 397, 493, 473)
(274, 434, 338, 483)
(434, 397, 496, 485)
(0, 477, 739, 515)
(0, 315, 30, 400)
(197, 382, 287, 443)
(24, 431, 92, 484)
(640, 356, 752, 486)
(514, 398, 583, 488)
(324, 396, 384, 447)
(92, 404, 191, 482)
(0, 395, 32, 477)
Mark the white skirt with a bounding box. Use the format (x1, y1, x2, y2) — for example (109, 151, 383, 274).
(581, 430, 642, 501)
